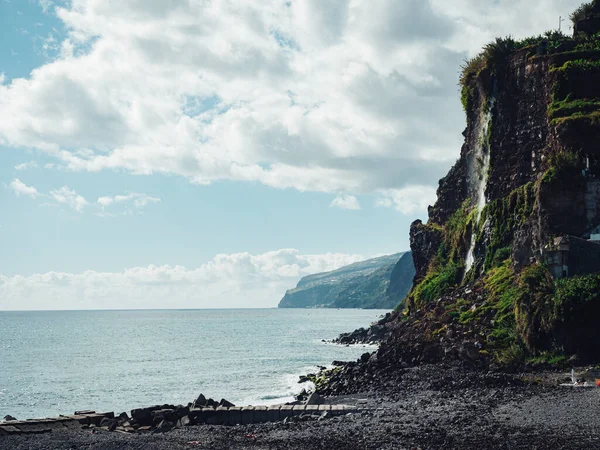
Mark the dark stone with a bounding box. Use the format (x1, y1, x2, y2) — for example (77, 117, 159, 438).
(152, 420, 174, 434)
(151, 409, 178, 424)
(99, 417, 118, 431)
(218, 398, 235, 408)
(409, 220, 444, 285)
(192, 394, 206, 408)
(295, 389, 308, 402)
(306, 392, 324, 405)
(131, 406, 161, 426)
(176, 416, 191, 428)
(176, 405, 190, 418)
(3, 415, 17, 422)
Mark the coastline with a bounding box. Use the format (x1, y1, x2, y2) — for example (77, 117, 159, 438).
(3, 313, 599, 449)
(3, 363, 600, 449)
(1, 308, 386, 421)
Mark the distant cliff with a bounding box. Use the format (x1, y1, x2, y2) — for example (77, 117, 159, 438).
(278, 253, 415, 309)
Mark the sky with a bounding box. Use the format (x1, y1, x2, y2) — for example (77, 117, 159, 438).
(0, 0, 583, 310)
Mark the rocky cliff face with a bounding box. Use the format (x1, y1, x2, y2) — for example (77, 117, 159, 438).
(343, 4, 600, 372)
(278, 253, 415, 309)
(404, 17, 600, 365)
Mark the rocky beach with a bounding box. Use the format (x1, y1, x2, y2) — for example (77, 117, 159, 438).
(3, 363, 600, 449)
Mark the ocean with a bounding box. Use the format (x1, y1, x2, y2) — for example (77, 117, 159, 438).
(0, 309, 386, 420)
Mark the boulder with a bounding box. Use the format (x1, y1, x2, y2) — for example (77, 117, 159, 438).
(192, 394, 207, 408)
(459, 341, 480, 361)
(295, 389, 308, 402)
(2, 415, 17, 422)
(306, 392, 324, 405)
(131, 406, 161, 426)
(176, 405, 190, 418)
(219, 398, 235, 408)
(176, 416, 191, 428)
(151, 409, 178, 424)
(152, 420, 174, 434)
(99, 417, 118, 431)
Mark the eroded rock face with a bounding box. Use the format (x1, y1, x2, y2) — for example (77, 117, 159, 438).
(409, 220, 443, 283)
(395, 30, 600, 365)
(411, 47, 600, 287)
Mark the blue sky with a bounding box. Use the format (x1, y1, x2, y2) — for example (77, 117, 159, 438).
(0, 0, 582, 309)
(0, 148, 416, 276)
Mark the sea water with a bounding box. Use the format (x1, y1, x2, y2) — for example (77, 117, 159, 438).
(0, 309, 386, 419)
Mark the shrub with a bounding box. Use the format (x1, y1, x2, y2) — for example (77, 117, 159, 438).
(514, 264, 555, 352)
(411, 262, 462, 308)
(571, 1, 598, 26)
(555, 273, 600, 317)
(542, 151, 583, 184)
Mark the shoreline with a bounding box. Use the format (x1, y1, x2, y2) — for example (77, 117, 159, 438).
(3, 363, 600, 449)
(2, 308, 383, 422)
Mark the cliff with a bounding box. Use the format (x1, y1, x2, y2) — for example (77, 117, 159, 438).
(278, 252, 415, 309)
(327, 2, 600, 382)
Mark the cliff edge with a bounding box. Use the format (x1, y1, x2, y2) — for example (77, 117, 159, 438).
(326, 2, 600, 389)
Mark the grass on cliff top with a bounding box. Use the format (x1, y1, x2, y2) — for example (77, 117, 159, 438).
(460, 31, 569, 87)
(549, 59, 600, 126)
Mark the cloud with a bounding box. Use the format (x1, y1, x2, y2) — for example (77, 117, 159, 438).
(0, 0, 582, 217)
(7, 179, 159, 215)
(0, 249, 365, 310)
(376, 186, 437, 215)
(15, 161, 39, 171)
(0, 73, 5, 85)
(49, 186, 88, 212)
(97, 192, 160, 209)
(330, 195, 360, 211)
(9, 178, 38, 198)
(38, 0, 54, 14)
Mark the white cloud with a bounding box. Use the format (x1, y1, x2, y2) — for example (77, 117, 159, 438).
(0, 73, 5, 85)
(7, 180, 159, 215)
(38, 0, 54, 14)
(15, 161, 39, 171)
(376, 186, 437, 215)
(9, 178, 38, 198)
(330, 195, 361, 211)
(49, 186, 88, 212)
(0, 0, 583, 217)
(97, 192, 160, 209)
(0, 249, 365, 310)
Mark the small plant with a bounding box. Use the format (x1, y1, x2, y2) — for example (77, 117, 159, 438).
(483, 37, 517, 69)
(410, 262, 462, 308)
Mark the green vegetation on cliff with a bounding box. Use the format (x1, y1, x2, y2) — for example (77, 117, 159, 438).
(405, 1, 600, 367)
